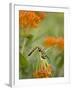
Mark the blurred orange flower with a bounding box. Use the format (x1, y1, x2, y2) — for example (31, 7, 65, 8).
(33, 60, 53, 78)
(38, 12, 45, 19)
(19, 10, 45, 29)
(44, 37, 57, 47)
(56, 37, 64, 49)
(44, 36, 64, 49)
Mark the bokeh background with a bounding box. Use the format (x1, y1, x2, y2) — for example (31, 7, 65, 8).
(19, 11, 64, 79)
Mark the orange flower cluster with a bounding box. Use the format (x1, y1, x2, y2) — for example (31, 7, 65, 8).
(44, 37, 64, 49)
(56, 37, 64, 49)
(33, 60, 53, 78)
(19, 10, 45, 29)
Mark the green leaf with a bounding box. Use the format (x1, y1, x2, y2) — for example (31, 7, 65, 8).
(19, 52, 28, 69)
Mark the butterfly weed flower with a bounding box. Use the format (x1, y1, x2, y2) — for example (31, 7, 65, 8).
(19, 11, 46, 54)
(19, 10, 45, 30)
(44, 36, 64, 49)
(33, 60, 53, 78)
(38, 12, 45, 19)
(44, 37, 57, 47)
(28, 47, 53, 78)
(56, 37, 64, 49)
(19, 11, 46, 53)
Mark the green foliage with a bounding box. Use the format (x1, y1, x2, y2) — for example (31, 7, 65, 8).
(19, 52, 28, 69)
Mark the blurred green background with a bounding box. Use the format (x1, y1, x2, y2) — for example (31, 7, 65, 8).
(19, 12, 64, 79)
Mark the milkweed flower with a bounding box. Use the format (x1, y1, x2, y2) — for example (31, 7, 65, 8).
(33, 60, 53, 78)
(38, 12, 45, 19)
(44, 37, 57, 47)
(56, 37, 64, 49)
(44, 36, 64, 49)
(28, 46, 53, 78)
(19, 10, 45, 29)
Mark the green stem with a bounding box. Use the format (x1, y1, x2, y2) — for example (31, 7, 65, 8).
(21, 38, 28, 54)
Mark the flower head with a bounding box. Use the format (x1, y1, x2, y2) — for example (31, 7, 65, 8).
(19, 10, 45, 29)
(44, 36, 57, 47)
(33, 60, 53, 78)
(44, 36, 64, 49)
(56, 37, 64, 49)
(38, 12, 45, 19)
